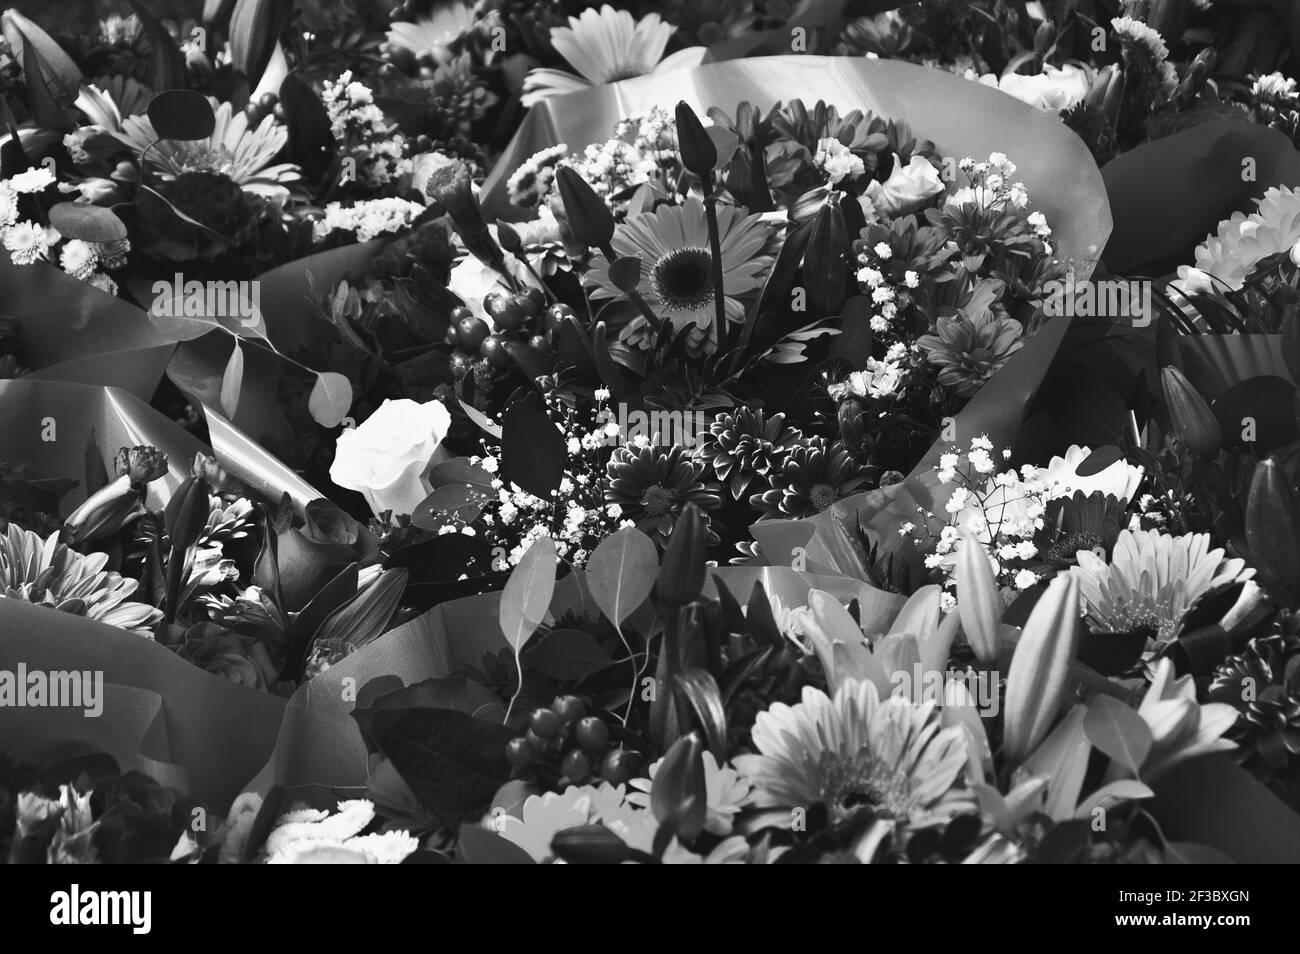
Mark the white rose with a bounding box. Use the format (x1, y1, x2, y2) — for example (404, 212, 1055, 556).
(1045, 444, 1144, 503)
(329, 398, 452, 520)
(864, 153, 946, 217)
(981, 64, 1090, 113)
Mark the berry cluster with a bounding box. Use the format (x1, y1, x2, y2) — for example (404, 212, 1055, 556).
(445, 291, 572, 375)
(505, 696, 641, 786)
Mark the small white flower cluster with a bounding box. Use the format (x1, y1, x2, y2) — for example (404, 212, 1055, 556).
(437, 392, 629, 570)
(322, 71, 412, 186)
(314, 197, 425, 242)
(826, 342, 916, 403)
(0, 169, 127, 293)
(949, 152, 1030, 211)
(854, 241, 920, 334)
(814, 137, 865, 186)
(507, 144, 569, 210)
(615, 107, 675, 157)
(906, 436, 1051, 606)
(559, 109, 675, 208)
(1111, 16, 1178, 102)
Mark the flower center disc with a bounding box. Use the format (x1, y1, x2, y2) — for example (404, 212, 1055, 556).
(642, 485, 679, 517)
(809, 483, 838, 512)
(652, 247, 714, 310)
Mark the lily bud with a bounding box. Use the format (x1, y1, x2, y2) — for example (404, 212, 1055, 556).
(1033, 19, 1055, 54)
(805, 199, 849, 317)
(1161, 366, 1221, 458)
(164, 475, 211, 554)
(1002, 574, 1081, 765)
(650, 733, 707, 843)
(657, 504, 706, 608)
(675, 101, 717, 179)
(62, 474, 143, 547)
(496, 220, 522, 256)
(555, 165, 614, 251)
(1246, 459, 1300, 598)
(956, 535, 1004, 664)
(114, 444, 168, 488)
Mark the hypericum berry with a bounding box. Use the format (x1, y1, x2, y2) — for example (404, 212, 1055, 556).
(600, 748, 636, 785)
(530, 707, 562, 740)
(518, 287, 546, 315)
(528, 334, 549, 351)
(551, 695, 586, 725)
(444, 325, 460, 346)
(456, 315, 489, 353)
(486, 293, 527, 331)
(449, 352, 473, 375)
(506, 737, 534, 770)
(480, 335, 513, 369)
(575, 716, 609, 752)
(542, 304, 572, 333)
(561, 749, 591, 782)
(524, 729, 549, 755)
(450, 305, 474, 322)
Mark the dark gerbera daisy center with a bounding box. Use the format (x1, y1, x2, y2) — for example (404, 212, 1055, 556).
(642, 485, 679, 518)
(809, 483, 838, 512)
(651, 247, 715, 310)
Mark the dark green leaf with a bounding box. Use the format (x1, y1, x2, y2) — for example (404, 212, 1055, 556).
(457, 824, 536, 864)
(526, 628, 615, 680)
(147, 89, 216, 141)
(500, 399, 565, 500)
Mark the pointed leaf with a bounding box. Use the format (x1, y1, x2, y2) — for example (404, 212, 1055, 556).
(499, 536, 557, 651)
(220, 341, 244, 418)
(500, 399, 565, 500)
(1083, 694, 1154, 777)
(586, 526, 658, 625)
(308, 371, 352, 428)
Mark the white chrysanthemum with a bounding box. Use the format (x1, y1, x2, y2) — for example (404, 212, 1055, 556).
(814, 137, 865, 185)
(60, 239, 99, 280)
(8, 166, 56, 194)
(1045, 444, 1144, 503)
(0, 184, 17, 229)
(262, 799, 416, 864)
(1180, 185, 1300, 291)
(521, 6, 706, 106)
(3, 221, 58, 265)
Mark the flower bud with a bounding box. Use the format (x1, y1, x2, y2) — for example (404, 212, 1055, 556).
(62, 473, 142, 547)
(657, 503, 706, 608)
(675, 101, 717, 179)
(164, 475, 212, 554)
(650, 733, 707, 842)
(1003, 574, 1081, 765)
(1161, 366, 1221, 458)
(1246, 458, 1300, 598)
(114, 444, 168, 488)
(956, 533, 1003, 665)
(555, 165, 614, 251)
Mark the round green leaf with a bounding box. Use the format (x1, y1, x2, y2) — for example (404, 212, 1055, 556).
(48, 202, 128, 243)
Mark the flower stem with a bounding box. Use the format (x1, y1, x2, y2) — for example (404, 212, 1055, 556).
(702, 182, 728, 352)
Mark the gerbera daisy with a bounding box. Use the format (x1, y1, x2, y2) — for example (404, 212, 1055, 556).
(1069, 528, 1255, 647)
(586, 196, 774, 353)
(385, 1, 476, 64)
(733, 679, 974, 830)
(0, 523, 162, 636)
(627, 750, 751, 835)
(749, 437, 870, 519)
(521, 6, 707, 106)
(114, 98, 300, 200)
(605, 443, 721, 544)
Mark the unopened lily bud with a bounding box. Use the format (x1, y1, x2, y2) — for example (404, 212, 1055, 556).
(555, 165, 614, 251)
(1003, 574, 1081, 765)
(63, 473, 143, 547)
(675, 101, 717, 179)
(1162, 366, 1221, 458)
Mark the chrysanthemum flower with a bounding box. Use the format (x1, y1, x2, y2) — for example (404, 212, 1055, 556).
(916, 302, 1024, 397)
(1179, 185, 1300, 291)
(1069, 528, 1255, 647)
(695, 407, 807, 499)
(114, 98, 300, 200)
(521, 6, 706, 106)
(0, 523, 162, 636)
(733, 679, 974, 830)
(586, 196, 773, 353)
(1044, 444, 1144, 504)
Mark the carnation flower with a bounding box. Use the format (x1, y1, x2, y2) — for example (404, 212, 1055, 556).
(59, 239, 99, 280)
(3, 221, 57, 265)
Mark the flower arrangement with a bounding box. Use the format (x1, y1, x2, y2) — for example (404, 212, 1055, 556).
(0, 0, 1298, 880)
